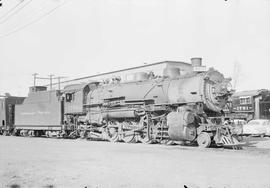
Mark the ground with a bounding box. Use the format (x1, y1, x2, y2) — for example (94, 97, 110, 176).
(1, 136, 270, 188)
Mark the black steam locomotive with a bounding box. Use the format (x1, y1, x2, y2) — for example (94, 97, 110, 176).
(2, 58, 242, 148)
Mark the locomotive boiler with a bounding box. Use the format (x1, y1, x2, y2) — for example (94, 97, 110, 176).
(78, 58, 240, 148)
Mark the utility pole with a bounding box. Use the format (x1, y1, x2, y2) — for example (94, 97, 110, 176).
(48, 74, 54, 90)
(32, 73, 38, 91)
(32, 73, 38, 87)
(32, 73, 67, 91)
(232, 61, 241, 90)
(55, 76, 68, 90)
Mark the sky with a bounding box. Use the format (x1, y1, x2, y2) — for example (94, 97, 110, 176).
(0, 0, 269, 96)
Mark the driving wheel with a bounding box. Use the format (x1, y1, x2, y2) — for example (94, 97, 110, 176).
(107, 127, 119, 142)
(122, 130, 135, 143)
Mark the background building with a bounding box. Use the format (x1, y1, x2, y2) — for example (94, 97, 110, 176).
(228, 89, 270, 120)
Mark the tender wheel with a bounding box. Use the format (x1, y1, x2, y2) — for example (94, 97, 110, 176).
(197, 132, 211, 148)
(12, 130, 18, 136)
(3, 131, 7, 136)
(122, 131, 135, 143)
(107, 127, 119, 142)
(34, 130, 42, 137)
(23, 130, 29, 137)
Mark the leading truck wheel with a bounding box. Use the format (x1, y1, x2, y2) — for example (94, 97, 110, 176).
(197, 132, 211, 148)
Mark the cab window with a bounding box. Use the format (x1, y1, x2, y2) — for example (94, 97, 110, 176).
(66, 93, 74, 102)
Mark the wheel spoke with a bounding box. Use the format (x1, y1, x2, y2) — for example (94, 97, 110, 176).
(107, 127, 119, 142)
(197, 132, 211, 148)
(122, 130, 135, 143)
(138, 115, 155, 144)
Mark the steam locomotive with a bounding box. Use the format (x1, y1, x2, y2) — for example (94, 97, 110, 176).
(2, 58, 242, 148)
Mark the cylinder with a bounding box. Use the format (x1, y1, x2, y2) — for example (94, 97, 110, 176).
(191, 57, 202, 67)
(167, 111, 197, 141)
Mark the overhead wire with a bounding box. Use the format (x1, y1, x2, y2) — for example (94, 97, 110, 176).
(0, 0, 67, 38)
(0, 0, 26, 21)
(12, 0, 53, 26)
(0, 0, 33, 24)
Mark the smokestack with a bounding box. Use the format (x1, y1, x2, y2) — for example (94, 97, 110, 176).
(191, 57, 202, 67)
